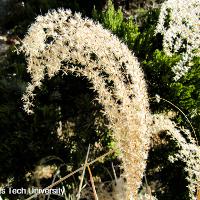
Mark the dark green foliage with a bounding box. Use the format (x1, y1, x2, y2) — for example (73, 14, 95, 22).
(142, 50, 180, 110)
(92, 0, 139, 49)
(133, 9, 162, 60)
(169, 57, 200, 133)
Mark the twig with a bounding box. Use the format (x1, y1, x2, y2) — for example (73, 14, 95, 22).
(144, 174, 152, 200)
(87, 166, 98, 200)
(47, 168, 61, 200)
(25, 148, 116, 200)
(77, 144, 90, 200)
(151, 96, 198, 144)
(111, 162, 117, 184)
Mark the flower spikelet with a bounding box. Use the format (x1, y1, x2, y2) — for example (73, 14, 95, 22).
(20, 9, 150, 199)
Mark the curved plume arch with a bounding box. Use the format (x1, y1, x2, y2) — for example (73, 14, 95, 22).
(20, 9, 150, 198)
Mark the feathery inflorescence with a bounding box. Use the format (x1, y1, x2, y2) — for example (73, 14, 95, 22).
(20, 9, 151, 199)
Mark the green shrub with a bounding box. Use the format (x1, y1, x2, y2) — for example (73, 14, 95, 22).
(92, 0, 139, 49)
